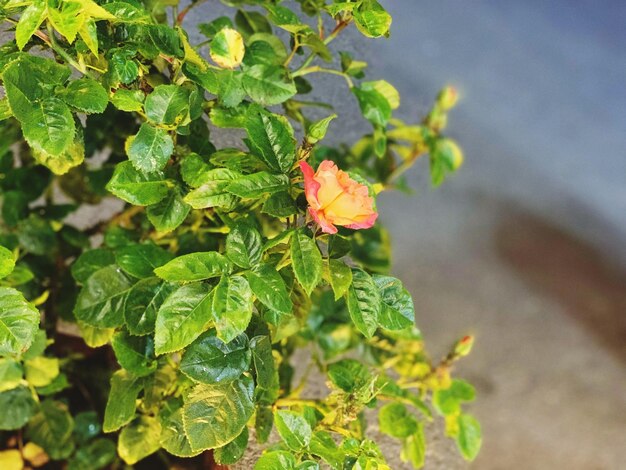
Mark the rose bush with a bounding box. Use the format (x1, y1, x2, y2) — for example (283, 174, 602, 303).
(0, 0, 479, 468)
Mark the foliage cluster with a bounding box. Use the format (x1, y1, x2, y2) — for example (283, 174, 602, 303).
(0, 0, 478, 468)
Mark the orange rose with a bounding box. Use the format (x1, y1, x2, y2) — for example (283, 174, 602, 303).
(300, 160, 378, 234)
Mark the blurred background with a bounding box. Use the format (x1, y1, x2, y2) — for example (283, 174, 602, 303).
(359, 0, 626, 468)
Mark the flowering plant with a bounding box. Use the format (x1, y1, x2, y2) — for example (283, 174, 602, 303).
(0, 0, 478, 468)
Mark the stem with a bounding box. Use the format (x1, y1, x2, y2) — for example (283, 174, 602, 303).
(177, 0, 208, 24)
(292, 66, 354, 88)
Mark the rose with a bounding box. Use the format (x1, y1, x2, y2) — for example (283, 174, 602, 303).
(300, 160, 378, 234)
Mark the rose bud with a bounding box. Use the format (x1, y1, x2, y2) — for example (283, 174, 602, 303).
(300, 160, 378, 235)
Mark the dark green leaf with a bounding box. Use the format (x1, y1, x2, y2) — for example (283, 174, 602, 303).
(112, 330, 157, 376)
(145, 84, 191, 126)
(73, 266, 134, 328)
(250, 335, 279, 405)
(124, 278, 177, 336)
(67, 438, 116, 470)
(242, 64, 297, 106)
(159, 398, 200, 457)
(71, 248, 115, 284)
(27, 400, 74, 456)
(148, 24, 184, 58)
(183, 168, 239, 210)
(180, 331, 251, 384)
(262, 191, 297, 217)
(115, 243, 173, 278)
(327, 359, 373, 393)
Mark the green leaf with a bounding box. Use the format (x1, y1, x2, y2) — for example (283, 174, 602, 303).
(24, 356, 59, 387)
(115, 243, 173, 279)
(211, 275, 253, 343)
(148, 24, 184, 58)
(154, 283, 214, 355)
(262, 191, 297, 217)
(180, 153, 214, 188)
(127, 123, 174, 173)
(111, 89, 144, 112)
(0, 386, 37, 430)
(290, 230, 322, 295)
(199, 16, 233, 38)
(242, 64, 297, 106)
(210, 28, 245, 69)
(72, 411, 101, 444)
(71, 248, 115, 284)
(106, 161, 170, 206)
(78, 322, 115, 348)
(0, 246, 15, 279)
(146, 187, 191, 233)
(353, 0, 392, 38)
(327, 359, 372, 393)
(182, 376, 254, 452)
(245, 111, 296, 172)
(103, 369, 143, 433)
(25, 98, 76, 157)
(274, 410, 312, 451)
(352, 84, 392, 127)
(0, 359, 23, 392)
(433, 379, 476, 416)
(67, 438, 116, 470)
(61, 78, 108, 114)
(226, 222, 262, 268)
(26, 400, 74, 456)
(214, 427, 248, 465)
(183, 169, 239, 210)
(250, 335, 278, 405)
(402, 424, 426, 468)
(159, 398, 200, 457)
(226, 172, 289, 198)
(372, 275, 414, 330)
(48, 0, 83, 43)
(17, 215, 57, 255)
(124, 278, 177, 336)
(246, 264, 293, 314)
(118, 415, 162, 465)
(379, 402, 418, 438)
(145, 85, 191, 126)
(0, 287, 40, 356)
(254, 450, 296, 470)
(180, 331, 251, 384)
(112, 330, 157, 376)
(347, 269, 382, 338)
(327, 259, 352, 301)
(154, 252, 229, 282)
(73, 266, 134, 328)
(456, 414, 481, 461)
(15, 0, 47, 50)
(109, 49, 139, 85)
